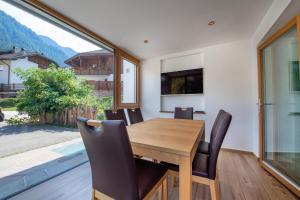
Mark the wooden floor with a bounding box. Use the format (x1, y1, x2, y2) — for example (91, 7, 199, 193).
(9, 151, 298, 200)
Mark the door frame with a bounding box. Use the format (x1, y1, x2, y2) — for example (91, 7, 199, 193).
(257, 13, 300, 197)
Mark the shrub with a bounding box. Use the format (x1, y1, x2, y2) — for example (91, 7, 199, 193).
(14, 64, 95, 119)
(95, 96, 113, 120)
(0, 98, 17, 108)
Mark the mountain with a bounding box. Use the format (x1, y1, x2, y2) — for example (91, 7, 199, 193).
(0, 10, 77, 67)
(39, 35, 77, 58)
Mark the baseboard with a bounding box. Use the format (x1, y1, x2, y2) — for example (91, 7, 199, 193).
(221, 147, 252, 154)
(221, 147, 259, 161)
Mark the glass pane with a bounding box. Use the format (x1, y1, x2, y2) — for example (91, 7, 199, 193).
(0, 1, 114, 198)
(121, 59, 136, 103)
(262, 26, 300, 187)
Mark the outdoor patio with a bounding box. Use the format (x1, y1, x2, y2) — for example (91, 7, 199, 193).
(0, 111, 87, 199)
(0, 111, 81, 158)
(0, 138, 88, 199)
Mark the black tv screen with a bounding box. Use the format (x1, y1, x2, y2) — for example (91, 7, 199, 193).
(161, 68, 203, 95)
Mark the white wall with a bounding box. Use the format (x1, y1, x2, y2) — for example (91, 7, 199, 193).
(10, 58, 38, 84)
(0, 62, 10, 84)
(141, 40, 254, 152)
(160, 53, 205, 112)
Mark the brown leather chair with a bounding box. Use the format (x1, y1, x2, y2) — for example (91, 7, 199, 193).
(164, 110, 232, 200)
(127, 108, 144, 124)
(174, 107, 193, 120)
(197, 110, 225, 154)
(77, 118, 168, 200)
(104, 109, 128, 126)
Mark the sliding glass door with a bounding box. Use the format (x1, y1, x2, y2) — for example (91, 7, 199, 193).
(259, 17, 300, 196)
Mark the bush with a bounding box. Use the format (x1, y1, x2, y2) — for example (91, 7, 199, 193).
(0, 98, 17, 108)
(95, 96, 113, 120)
(6, 115, 35, 125)
(14, 64, 95, 119)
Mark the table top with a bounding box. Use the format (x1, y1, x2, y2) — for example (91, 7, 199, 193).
(126, 118, 204, 156)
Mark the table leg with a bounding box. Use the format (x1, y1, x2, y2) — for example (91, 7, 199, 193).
(179, 156, 192, 200)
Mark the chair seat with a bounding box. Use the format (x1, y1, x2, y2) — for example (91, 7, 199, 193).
(161, 153, 209, 178)
(192, 153, 209, 177)
(197, 141, 210, 154)
(135, 158, 167, 199)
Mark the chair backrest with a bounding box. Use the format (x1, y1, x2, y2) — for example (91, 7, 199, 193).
(209, 110, 225, 143)
(174, 107, 193, 120)
(77, 118, 139, 200)
(104, 109, 128, 126)
(208, 111, 232, 179)
(127, 108, 144, 124)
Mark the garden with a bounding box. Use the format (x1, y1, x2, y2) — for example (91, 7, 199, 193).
(0, 65, 112, 158)
(0, 98, 17, 111)
(0, 64, 112, 125)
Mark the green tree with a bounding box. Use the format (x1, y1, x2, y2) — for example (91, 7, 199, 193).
(96, 96, 113, 120)
(14, 64, 94, 119)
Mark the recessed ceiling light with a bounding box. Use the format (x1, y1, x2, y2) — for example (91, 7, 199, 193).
(208, 20, 215, 26)
(144, 40, 149, 43)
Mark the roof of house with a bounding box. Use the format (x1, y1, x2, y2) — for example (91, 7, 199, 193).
(0, 47, 58, 66)
(64, 49, 112, 65)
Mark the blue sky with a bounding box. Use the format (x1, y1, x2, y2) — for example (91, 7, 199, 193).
(0, 0, 100, 53)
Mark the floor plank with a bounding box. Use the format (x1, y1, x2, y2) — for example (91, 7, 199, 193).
(9, 151, 298, 200)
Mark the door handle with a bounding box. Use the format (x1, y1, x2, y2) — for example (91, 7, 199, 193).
(257, 102, 273, 112)
(256, 102, 273, 106)
(264, 103, 273, 106)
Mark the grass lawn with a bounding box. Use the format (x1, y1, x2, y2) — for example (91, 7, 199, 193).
(2, 107, 17, 111)
(0, 98, 17, 111)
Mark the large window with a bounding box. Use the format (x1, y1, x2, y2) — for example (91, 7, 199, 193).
(0, 1, 115, 198)
(121, 59, 137, 103)
(116, 50, 140, 108)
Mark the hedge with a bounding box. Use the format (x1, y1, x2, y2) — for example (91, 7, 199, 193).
(0, 98, 17, 108)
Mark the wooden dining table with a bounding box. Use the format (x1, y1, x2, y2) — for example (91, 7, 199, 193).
(127, 118, 205, 200)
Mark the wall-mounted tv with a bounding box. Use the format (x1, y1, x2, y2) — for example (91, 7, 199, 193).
(161, 68, 203, 95)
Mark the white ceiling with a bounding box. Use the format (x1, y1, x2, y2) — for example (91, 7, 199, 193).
(262, 0, 300, 43)
(41, 0, 274, 60)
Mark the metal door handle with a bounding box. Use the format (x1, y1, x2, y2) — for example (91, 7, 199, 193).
(264, 103, 273, 105)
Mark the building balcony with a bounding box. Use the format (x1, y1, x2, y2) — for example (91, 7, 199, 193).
(0, 83, 24, 92)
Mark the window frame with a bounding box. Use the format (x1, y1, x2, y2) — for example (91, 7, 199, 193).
(115, 49, 140, 109)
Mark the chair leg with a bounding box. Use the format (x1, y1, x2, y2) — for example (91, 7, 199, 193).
(170, 176, 175, 187)
(168, 169, 220, 199)
(209, 180, 220, 200)
(171, 176, 179, 187)
(163, 178, 168, 200)
(157, 184, 163, 200)
(92, 189, 95, 200)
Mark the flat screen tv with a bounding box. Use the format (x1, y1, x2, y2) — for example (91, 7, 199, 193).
(161, 68, 203, 95)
